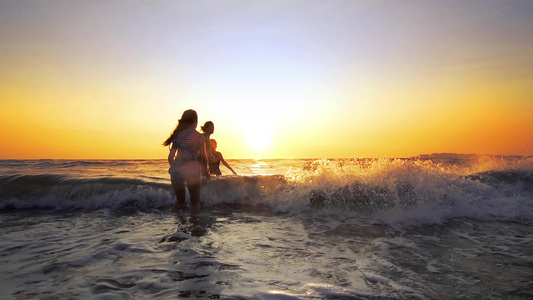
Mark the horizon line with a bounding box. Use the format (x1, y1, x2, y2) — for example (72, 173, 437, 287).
(0, 153, 531, 161)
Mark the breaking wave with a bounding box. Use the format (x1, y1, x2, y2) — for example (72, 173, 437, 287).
(1, 156, 532, 226)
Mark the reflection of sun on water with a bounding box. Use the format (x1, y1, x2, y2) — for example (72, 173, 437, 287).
(250, 160, 270, 175)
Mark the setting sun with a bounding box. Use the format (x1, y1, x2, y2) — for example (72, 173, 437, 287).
(246, 129, 273, 151)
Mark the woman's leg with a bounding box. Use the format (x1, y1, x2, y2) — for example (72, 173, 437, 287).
(188, 183, 201, 215)
(171, 178, 186, 213)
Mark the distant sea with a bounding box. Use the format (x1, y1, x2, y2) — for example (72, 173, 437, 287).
(1, 154, 532, 299)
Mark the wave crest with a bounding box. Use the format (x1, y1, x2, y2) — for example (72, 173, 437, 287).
(0, 175, 173, 211)
(282, 158, 533, 225)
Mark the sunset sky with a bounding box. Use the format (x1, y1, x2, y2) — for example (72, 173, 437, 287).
(1, 0, 532, 159)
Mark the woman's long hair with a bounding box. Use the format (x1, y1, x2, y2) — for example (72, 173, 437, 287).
(163, 109, 198, 146)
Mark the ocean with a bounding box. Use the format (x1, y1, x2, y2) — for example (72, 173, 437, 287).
(0, 155, 532, 299)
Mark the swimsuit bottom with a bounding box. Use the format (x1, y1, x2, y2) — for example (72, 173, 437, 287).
(170, 161, 201, 186)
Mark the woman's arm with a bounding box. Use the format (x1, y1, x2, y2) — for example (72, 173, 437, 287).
(168, 143, 177, 166)
(220, 153, 237, 175)
(199, 139, 210, 179)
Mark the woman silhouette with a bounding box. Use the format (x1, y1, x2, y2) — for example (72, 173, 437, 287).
(201, 121, 215, 159)
(163, 109, 209, 214)
(209, 139, 237, 176)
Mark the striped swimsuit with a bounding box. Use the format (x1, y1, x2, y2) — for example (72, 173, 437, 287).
(169, 129, 205, 184)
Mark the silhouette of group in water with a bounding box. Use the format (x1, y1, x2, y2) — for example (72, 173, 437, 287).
(163, 109, 237, 215)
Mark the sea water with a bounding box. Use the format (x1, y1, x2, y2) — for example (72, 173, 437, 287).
(0, 155, 532, 299)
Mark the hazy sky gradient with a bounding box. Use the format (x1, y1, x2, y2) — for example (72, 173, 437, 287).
(1, 0, 532, 159)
